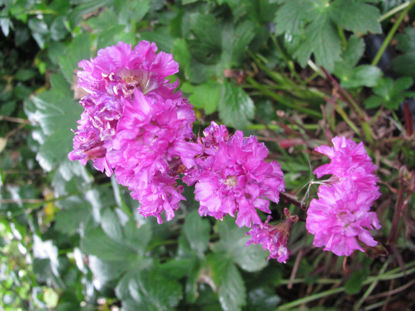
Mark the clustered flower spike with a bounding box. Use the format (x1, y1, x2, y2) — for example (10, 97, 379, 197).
(69, 41, 195, 223)
(306, 137, 381, 256)
(185, 122, 285, 227)
(69, 41, 381, 263)
(69, 42, 285, 230)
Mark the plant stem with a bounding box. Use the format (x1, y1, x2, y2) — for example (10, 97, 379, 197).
(354, 259, 389, 311)
(378, 1, 413, 22)
(372, 0, 415, 66)
(276, 287, 344, 310)
(335, 105, 360, 135)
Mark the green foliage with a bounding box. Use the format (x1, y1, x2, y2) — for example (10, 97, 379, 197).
(275, 0, 381, 71)
(2, 1, 415, 311)
(365, 77, 415, 109)
(392, 27, 415, 77)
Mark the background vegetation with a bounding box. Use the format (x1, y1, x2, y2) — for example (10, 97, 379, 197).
(1, 0, 415, 310)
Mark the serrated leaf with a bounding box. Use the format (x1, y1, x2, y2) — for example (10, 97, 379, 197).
(221, 20, 256, 66)
(396, 27, 415, 53)
(274, 0, 318, 35)
(89, 256, 127, 284)
(392, 52, 415, 77)
(188, 14, 222, 65)
(24, 73, 82, 171)
(181, 81, 221, 114)
(173, 39, 191, 79)
(123, 221, 152, 254)
(128, 269, 182, 311)
(340, 65, 382, 88)
(101, 209, 124, 243)
(81, 227, 138, 261)
(59, 33, 91, 83)
(247, 287, 281, 311)
(294, 13, 341, 71)
(183, 210, 211, 256)
(114, 0, 150, 25)
(218, 82, 254, 129)
(212, 217, 267, 272)
(55, 197, 92, 235)
(342, 36, 365, 67)
(330, 0, 381, 34)
(208, 253, 246, 311)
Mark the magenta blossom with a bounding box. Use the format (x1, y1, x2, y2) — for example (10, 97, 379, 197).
(247, 210, 298, 263)
(306, 181, 381, 256)
(77, 41, 179, 98)
(68, 95, 122, 176)
(107, 89, 195, 223)
(314, 136, 379, 192)
(188, 122, 285, 227)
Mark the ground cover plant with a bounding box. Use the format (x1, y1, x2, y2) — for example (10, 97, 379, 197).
(1, 0, 415, 310)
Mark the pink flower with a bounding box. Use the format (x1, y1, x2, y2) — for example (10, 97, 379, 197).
(77, 41, 179, 98)
(313, 136, 378, 192)
(107, 89, 195, 223)
(306, 181, 381, 256)
(68, 95, 122, 176)
(247, 210, 298, 263)
(189, 122, 285, 227)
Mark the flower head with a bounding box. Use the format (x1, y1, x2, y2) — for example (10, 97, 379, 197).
(306, 181, 381, 256)
(247, 210, 298, 263)
(107, 89, 195, 222)
(77, 41, 179, 98)
(189, 122, 285, 227)
(313, 136, 378, 191)
(68, 95, 122, 176)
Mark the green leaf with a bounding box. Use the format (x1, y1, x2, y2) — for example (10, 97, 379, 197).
(188, 14, 222, 65)
(274, 0, 318, 35)
(340, 65, 382, 88)
(365, 77, 414, 109)
(247, 287, 281, 311)
(395, 26, 415, 53)
(218, 81, 255, 129)
(345, 270, 366, 294)
(14, 69, 36, 82)
(101, 209, 124, 243)
(221, 20, 256, 66)
(183, 210, 211, 256)
(330, 0, 381, 34)
(123, 221, 152, 254)
(212, 217, 267, 272)
(81, 227, 138, 261)
(89, 256, 127, 284)
(128, 269, 182, 311)
(181, 81, 221, 114)
(342, 36, 365, 67)
(392, 52, 415, 77)
(173, 39, 191, 79)
(208, 252, 246, 311)
(59, 33, 91, 83)
(24, 73, 82, 171)
(55, 197, 92, 235)
(114, 0, 150, 25)
(294, 13, 341, 71)
(364, 95, 384, 109)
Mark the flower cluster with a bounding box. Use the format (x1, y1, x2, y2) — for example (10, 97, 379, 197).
(69, 41, 382, 263)
(246, 209, 298, 263)
(185, 122, 285, 228)
(69, 41, 195, 223)
(69, 41, 285, 230)
(306, 137, 381, 256)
